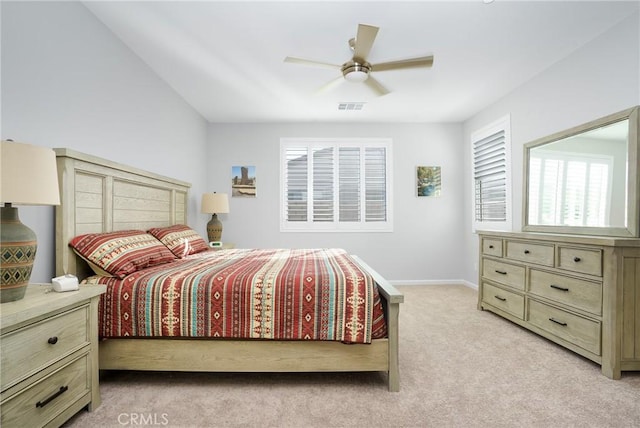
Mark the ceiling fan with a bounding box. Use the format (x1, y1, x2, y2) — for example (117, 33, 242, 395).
(284, 23, 434, 96)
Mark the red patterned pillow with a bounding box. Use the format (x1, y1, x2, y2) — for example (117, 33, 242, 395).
(69, 230, 176, 278)
(147, 225, 209, 258)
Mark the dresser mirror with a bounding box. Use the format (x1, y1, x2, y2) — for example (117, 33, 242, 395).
(523, 106, 639, 237)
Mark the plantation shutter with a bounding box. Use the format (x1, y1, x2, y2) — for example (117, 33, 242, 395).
(284, 147, 308, 222)
(339, 147, 360, 222)
(313, 147, 334, 222)
(281, 139, 392, 232)
(474, 130, 507, 222)
(365, 147, 387, 222)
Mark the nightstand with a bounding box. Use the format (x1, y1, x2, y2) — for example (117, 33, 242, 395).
(0, 283, 106, 428)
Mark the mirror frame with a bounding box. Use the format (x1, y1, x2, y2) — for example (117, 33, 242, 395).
(523, 105, 639, 237)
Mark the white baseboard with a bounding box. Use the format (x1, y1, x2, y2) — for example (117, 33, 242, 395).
(390, 279, 478, 290)
(461, 280, 478, 290)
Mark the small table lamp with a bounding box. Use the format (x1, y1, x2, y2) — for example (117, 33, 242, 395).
(201, 192, 229, 242)
(1, 141, 60, 303)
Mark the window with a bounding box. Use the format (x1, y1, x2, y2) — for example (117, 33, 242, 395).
(280, 138, 393, 232)
(471, 115, 512, 231)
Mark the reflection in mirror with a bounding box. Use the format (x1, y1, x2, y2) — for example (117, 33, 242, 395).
(527, 119, 629, 228)
(523, 105, 639, 237)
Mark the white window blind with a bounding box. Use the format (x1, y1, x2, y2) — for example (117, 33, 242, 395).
(284, 147, 308, 222)
(471, 116, 512, 231)
(474, 130, 506, 222)
(313, 147, 334, 222)
(281, 138, 392, 232)
(365, 147, 387, 222)
(338, 147, 360, 222)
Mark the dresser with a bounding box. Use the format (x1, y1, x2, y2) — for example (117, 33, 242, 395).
(477, 231, 640, 379)
(0, 284, 106, 428)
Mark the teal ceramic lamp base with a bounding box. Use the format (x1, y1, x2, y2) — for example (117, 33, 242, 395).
(0, 205, 37, 303)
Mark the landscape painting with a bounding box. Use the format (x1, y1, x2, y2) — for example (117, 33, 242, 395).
(417, 166, 441, 197)
(231, 166, 256, 197)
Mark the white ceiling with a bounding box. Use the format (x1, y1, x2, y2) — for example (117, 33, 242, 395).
(84, 1, 639, 123)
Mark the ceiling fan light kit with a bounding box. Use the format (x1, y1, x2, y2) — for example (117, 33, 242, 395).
(342, 61, 371, 82)
(284, 23, 434, 96)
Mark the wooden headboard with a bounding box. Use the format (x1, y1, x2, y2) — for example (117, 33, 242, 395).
(55, 148, 191, 279)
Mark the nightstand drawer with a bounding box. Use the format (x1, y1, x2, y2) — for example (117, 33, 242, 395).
(0, 354, 90, 428)
(558, 246, 602, 277)
(482, 282, 524, 319)
(529, 269, 602, 315)
(528, 299, 601, 355)
(482, 259, 525, 290)
(1, 305, 89, 390)
(506, 240, 554, 266)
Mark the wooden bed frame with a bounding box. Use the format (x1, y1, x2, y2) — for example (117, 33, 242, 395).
(54, 148, 404, 391)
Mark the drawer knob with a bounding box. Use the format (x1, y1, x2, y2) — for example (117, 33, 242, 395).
(574, 257, 581, 262)
(494, 295, 507, 302)
(495, 270, 507, 275)
(549, 317, 568, 327)
(489, 245, 494, 249)
(524, 249, 530, 254)
(550, 284, 569, 292)
(36, 385, 68, 408)
(47, 336, 58, 345)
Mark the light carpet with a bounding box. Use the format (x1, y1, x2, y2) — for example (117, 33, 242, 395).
(64, 285, 640, 428)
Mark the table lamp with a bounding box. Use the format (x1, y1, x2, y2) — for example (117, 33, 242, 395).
(1, 141, 60, 303)
(201, 192, 229, 242)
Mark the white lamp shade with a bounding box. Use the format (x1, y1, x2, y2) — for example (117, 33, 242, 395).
(201, 192, 229, 214)
(1, 141, 60, 206)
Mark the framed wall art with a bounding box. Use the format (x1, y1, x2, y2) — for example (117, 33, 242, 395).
(417, 166, 441, 197)
(232, 165, 256, 197)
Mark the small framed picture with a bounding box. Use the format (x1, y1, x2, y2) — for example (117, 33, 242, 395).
(417, 166, 441, 197)
(232, 166, 256, 197)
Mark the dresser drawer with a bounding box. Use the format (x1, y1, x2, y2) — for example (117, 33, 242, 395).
(482, 238, 503, 257)
(1, 306, 89, 390)
(528, 300, 601, 355)
(482, 259, 525, 290)
(482, 282, 525, 319)
(529, 269, 602, 315)
(558, 246, 602, 277)
(0, 354, 90, 428)
(506, 240, 554, 266)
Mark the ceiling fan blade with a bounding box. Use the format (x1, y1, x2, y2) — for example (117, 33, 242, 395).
(373, 55, 434, 72)
(353, 24, 379, 61)
(364, 75, 389, 96)
(315, 75, 344, 94)
(284, 56, 340, 70)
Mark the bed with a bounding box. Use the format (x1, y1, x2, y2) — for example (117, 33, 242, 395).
(54, 148, 404, 391)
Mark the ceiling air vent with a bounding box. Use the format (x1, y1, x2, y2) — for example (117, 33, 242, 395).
(338, 102, 365, 111)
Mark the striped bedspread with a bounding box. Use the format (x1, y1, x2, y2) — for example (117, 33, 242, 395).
(85, 248, 387, 344)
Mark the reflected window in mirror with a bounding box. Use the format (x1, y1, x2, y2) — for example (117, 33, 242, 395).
(529, 150, 614, 227)
(527, 120, 628, 228)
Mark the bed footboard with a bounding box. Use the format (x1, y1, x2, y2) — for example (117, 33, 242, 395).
(352, 256, 404, 391)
